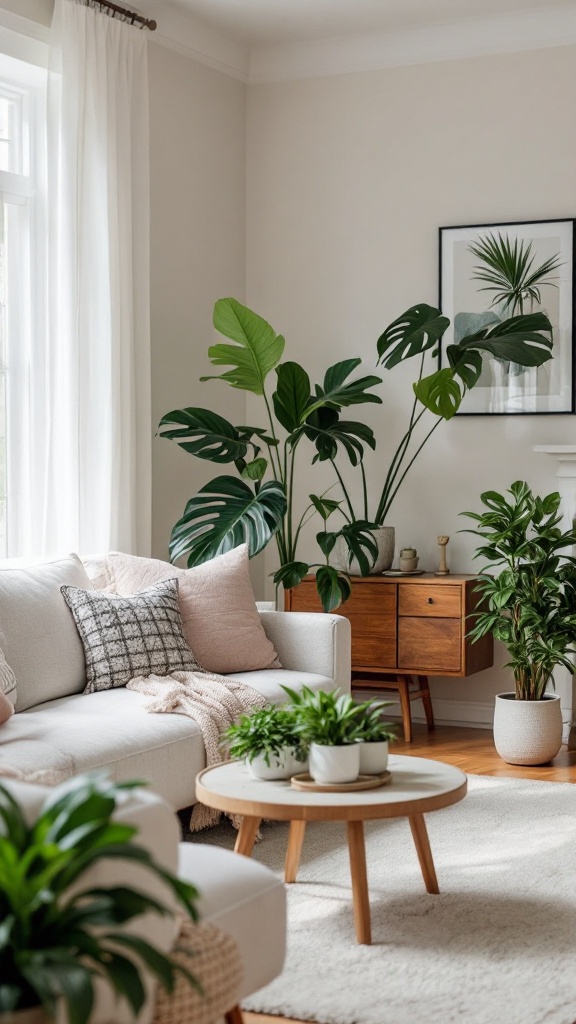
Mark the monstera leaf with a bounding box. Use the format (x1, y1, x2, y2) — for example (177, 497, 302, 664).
(303, 408, 376, 465)
(169, 476, 287, 566)
(306, 359, 382, 416)
(273, 561, 310, 589)
(157, 408, 248, 463)
(377, 305, 450, 369)
(200, 298, 285, 395)
(315, 566, 351, 613)
(272, 362, 312, 433)
(457, 312, 553, 366)
(413, 369, 463, 419)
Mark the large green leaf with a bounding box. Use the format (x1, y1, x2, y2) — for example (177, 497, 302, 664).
(157, 408, 247, 464)
(306, 359, 382, 416)
(169, 476, 287, 566)
(272, 362, 312, 432)
(458, 312, 553, 367)
(303, 408, 376, 465)
(200, 298, 285, 395)
(315, 566, 351, 612)
(377, 304, 449, 369)
(273, 561, 309, 589)
(445, 346, 483, 389)
(413, 368, 463, 419)
(337, 521, 379, 576)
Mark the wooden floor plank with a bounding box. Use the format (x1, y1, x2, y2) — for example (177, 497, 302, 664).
(243, 724, 576, 1024)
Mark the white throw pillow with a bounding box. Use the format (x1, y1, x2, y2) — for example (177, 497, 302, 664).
(0, 554, 93, 711)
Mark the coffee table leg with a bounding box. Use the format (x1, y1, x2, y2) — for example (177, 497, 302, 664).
(347, 820, 372, 945)
(234, 815, 261, 857)
(285, 820, 306, 883)
(409, 813, 439, 894)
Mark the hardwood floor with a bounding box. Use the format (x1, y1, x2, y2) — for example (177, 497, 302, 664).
(242, 723, 576, 1024)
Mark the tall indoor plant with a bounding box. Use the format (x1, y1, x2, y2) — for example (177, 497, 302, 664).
(160, 299, 553, 611)
(0, 774, 199, 1024)
(461, 481, 576, 764)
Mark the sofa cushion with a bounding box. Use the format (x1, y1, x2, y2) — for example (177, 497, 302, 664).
(0, 554, 92, 711)
(61, 579, 200, 693)
(106, 546, 281, 675)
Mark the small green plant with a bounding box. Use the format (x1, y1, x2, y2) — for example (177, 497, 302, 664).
(0, 773, 200, 1024)
(282, 686, 375, 746)
(222, 705, 306, 764)
(468, 231, 562, 316)
(355, 702, 397, 743)
(461, 481, 576, 701)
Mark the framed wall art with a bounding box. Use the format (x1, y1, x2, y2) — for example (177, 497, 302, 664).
(439, 218, 575, 414)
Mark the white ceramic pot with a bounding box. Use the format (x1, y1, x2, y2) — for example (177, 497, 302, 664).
(248, 747, 307, 780)
(335, 526, 395, 575)
(358, 740, 389, 775)
(493, 692, 563, 766)
(309, 742, 360, 784)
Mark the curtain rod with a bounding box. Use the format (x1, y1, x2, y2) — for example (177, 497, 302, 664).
(87, 0, 157, 30)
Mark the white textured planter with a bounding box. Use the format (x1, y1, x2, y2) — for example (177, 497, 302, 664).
(493, 692, 563, 766)
(309, 742, 360, 784)
(358, 740, 389, 775)
(248, 748, 307, 780)
(335, 526, 395, 575)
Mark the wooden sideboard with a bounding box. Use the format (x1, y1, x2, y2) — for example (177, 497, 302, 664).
(284, 574, 493, 741)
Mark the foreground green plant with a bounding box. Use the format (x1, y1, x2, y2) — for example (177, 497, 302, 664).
(281, 686, 390, 747)
(0, 773, 200, 1024)
(355, 702, 397, 744)
(222, 705, 306, 764)
(160, 298, 553, 611)
(461, 481, 576, 701)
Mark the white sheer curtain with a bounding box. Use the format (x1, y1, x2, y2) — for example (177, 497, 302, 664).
(9, 0, 151, 557)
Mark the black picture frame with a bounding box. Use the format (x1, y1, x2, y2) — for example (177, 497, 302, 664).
(439, 218, 576, 415)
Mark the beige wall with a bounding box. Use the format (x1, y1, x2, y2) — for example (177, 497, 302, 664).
(246, 46, 576, 720)
(148, 45, 246, 560)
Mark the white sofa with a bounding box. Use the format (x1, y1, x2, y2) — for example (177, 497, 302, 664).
(0, 554, 351, 810)
(5, 776, 287, 1024)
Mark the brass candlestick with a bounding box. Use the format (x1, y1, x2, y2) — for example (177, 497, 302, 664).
(435, 535, 450, 575)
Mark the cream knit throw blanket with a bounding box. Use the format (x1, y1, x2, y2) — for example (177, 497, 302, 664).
(126, 670, 267, 831)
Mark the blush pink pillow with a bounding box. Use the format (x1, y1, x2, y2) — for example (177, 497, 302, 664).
(105, 545, 281, 675)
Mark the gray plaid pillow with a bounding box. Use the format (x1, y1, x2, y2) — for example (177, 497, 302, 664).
(61, 577, 201, 693)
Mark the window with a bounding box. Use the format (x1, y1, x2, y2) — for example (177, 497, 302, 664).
(0, 56, 46, 557)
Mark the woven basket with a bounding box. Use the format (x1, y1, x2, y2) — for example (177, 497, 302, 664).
(153, 916, 243, 1024)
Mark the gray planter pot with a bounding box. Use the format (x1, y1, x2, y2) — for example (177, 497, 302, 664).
(493, 692, 563, 766)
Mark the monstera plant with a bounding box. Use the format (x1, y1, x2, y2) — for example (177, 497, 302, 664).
(160, 298, 553, 611)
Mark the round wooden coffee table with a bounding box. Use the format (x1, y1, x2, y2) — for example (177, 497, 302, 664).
(196, 754, 467, 945)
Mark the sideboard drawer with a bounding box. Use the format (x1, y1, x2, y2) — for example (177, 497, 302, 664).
(398, 584, 461, 618)
(398, 618, 461, 673)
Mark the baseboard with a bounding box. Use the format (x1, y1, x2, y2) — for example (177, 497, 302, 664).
(352, 691, 494, 730)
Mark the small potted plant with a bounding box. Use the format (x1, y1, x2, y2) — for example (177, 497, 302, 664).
(462, 481, 576, 765)
(222, 705, 308, 780)
(282, 686, 369, 784)
(355, 702, 397, 774)
(0, 773, 199, 1024)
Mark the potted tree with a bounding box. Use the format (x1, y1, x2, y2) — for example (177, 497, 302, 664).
(461, 481, 576, 765)
(160, 299, 553, 610)
(0, 773, 199, 1024)
(355, 703, 397, 775)
(222, 705, 307, 780)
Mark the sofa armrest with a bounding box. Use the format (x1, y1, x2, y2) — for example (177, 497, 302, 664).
(258, 610, 351, 693)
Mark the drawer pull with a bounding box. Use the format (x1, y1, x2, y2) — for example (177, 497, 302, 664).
(427, 597, 434, 604)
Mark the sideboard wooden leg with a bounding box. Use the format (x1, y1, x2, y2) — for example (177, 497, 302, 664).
(347, 820, 372, 944)
(409, 813, 439, 894)
(225, 1006, 244, 1024)
(418, 675, 435, 732)
(397, 675, 413, 742)
(285, 819, 306, 883)
(234, 816, 261, 857)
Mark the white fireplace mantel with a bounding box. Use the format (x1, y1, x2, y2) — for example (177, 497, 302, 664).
(534, 445, 576, 747)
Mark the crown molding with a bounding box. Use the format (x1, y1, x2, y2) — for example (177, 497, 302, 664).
(0, 8, 49, 67)
(249, 5, 576, 83)
(137, 0, 249, 81)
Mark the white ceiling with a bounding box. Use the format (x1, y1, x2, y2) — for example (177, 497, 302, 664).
(161, 0, 575, 46)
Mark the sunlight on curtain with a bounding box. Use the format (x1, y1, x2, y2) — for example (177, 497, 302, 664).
(13, 0, 151, 557)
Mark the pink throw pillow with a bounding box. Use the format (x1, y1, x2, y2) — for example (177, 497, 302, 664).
(105, 545, 281, 675)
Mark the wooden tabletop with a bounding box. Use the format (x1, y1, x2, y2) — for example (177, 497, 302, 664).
(196, 755, 468, 822)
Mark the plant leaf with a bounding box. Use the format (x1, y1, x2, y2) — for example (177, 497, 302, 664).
(272, 362, 312, 433)
(306, 360, 382, 416)
(169, 476, 287, 565)
(157, 408, 248, 464)
(413, 368, 463, 419)
(315, 565, 351, 612)
(201, 298, 285, 395)
(273, 561, 310, 589)
(458, 312, 553, 367)
(303, 407, 376, 465)
(377, 304, 449, 369)
(446, 346, 483, 388)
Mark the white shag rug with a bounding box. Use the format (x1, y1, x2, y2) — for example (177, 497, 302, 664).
(189, 773, 576, 1024)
